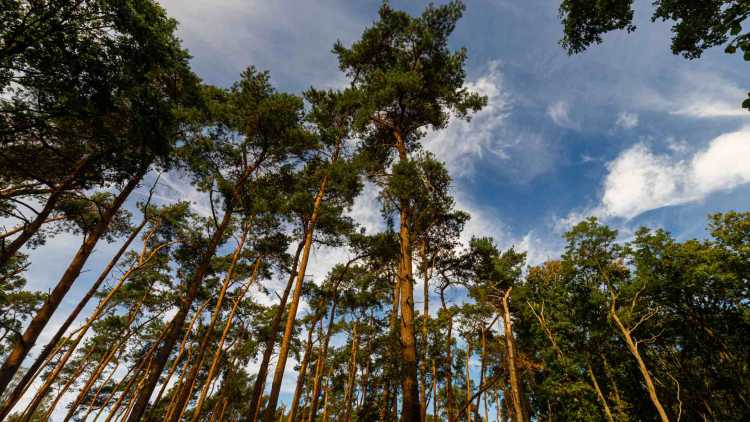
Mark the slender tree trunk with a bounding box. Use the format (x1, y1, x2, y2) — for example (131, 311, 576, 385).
(358, 314, 373, 413)
(0, 219, 145, 419)
(26, 234, 166, 418)
(0, 216, 66, 240)
(501, 288, 526, 422)
(588, 364, 615, 422)
(0, 169, 143, 398)
(394, 129, 420, 422)
(263, 148, 337, 421)
(0, 155, 90, 269)
(190, 259, 262, 421)
(419, 241, 430, 422)
(609, 293, 670, 422)
(379, 273, 400, 422)
(247, 240, 304, 421)
(170, 225, 250, 421)
(478, 327, 488, 422)
(126, 201, 235, 422)
(34, 344, 96, 422)
(440, 288, 457, 422)
(343, 323, 359, 422)
(466, 341, 473, 422)
(287, 315, 319, 422)
(151, 298, 212, 411)
(307, 287, 339, 422)
(432, 359, 438, 421)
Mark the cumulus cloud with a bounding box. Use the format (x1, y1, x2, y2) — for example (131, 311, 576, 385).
(425, 61, 511, 178)
(601, 128, 750, 219)
(615, 111, 639, 129)
(546, 100, 577, 129)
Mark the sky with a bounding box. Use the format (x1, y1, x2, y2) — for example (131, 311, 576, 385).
(156, 0, 750, 256)
(8, 0, 750, 418)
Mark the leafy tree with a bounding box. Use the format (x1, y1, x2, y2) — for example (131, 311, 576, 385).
(559, 0, 750, 109)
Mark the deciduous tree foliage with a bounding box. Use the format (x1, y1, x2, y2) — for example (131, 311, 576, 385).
(0, 2, 749, 422)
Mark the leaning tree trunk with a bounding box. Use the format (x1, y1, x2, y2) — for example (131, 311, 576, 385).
(501, 288, 527, 422)
(394, 129, 421, 422)
(125, 201, 235, 422)
(609, 292, 670, 422)
(343, 323, 359, 422)
(190, 259, 262, 421)
(169, 224, 250, 421)
(441, 288, 457, 422)
(0, 218, 145, 419)
(0, 155, 90, 269)
(287, 314, 320, 422)
(419, 241, 430, 422)
(0, 168, 144, 399)
(246, 240, 304, 421)
(307, 286, 340, 422)
(263, 138, 341, 422)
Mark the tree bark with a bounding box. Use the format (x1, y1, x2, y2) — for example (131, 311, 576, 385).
(263, 140, 340, 422)
(609, 292, 670, 422)
(394, 129, 420, 422)
(588, 363, 615, 422)
(419, 241, 430, 422)
(440, 287, 457, 422)
(343, 323, 359, 422)
(169, 224, 250, 421)
(190, 258, 262, 421)
(501, 288, 527, 422)
(125, 200, 235, 422)
(0, 169, 143, 397)
(287, 315, 319, 422)
(307, 286, 340, 422)
(247, 240, 304, 421)
(0, 155, 90, 269)
(0, 218, 146, 420)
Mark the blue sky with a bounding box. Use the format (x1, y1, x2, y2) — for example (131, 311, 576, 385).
(9, 0, 750, 417)
(159, 0, 750, 258)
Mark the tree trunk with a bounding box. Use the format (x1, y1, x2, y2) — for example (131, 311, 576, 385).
(0, 169, 143, 397)
(247, 240, 305, 421)
(588, 363, 615, 422)
(419, 241, 429, 422)
(126, 200, 235, 422)
(478, 327, 488, 422)
(169, 224, 250, 421)
(27, 232, 166, 419)
(0, 218, 145, 420)
(501, 288, 527, 422)
(343, 323, 359, 422)
(432, 359, 438, 421)
(190, 259, 262, 421)
(0, 155, 90, 269)
(466, 341, 473, 422)
(394, 129, 420, 422)
(287, 315, 319, 422)
(378, 272, 400, 422)
(151, 298, 212, 412)
(440, 288, 457, 422)
(609, 292, 670, 422)
(307, 287, 340, 422)
(263, 144, 337, 421)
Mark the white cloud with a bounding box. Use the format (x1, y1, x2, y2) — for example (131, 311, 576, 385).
(425, 61, 511, 178)
(639, 70, 750, 119)
(546, 100, 577, 129)
(615, 111, 639, 129)
(600, 128, 750, 219)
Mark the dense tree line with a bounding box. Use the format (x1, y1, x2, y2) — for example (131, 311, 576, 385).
(1, 1, 749, 421)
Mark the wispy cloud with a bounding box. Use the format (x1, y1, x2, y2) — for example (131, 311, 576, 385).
(546, 100, 577, 129)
